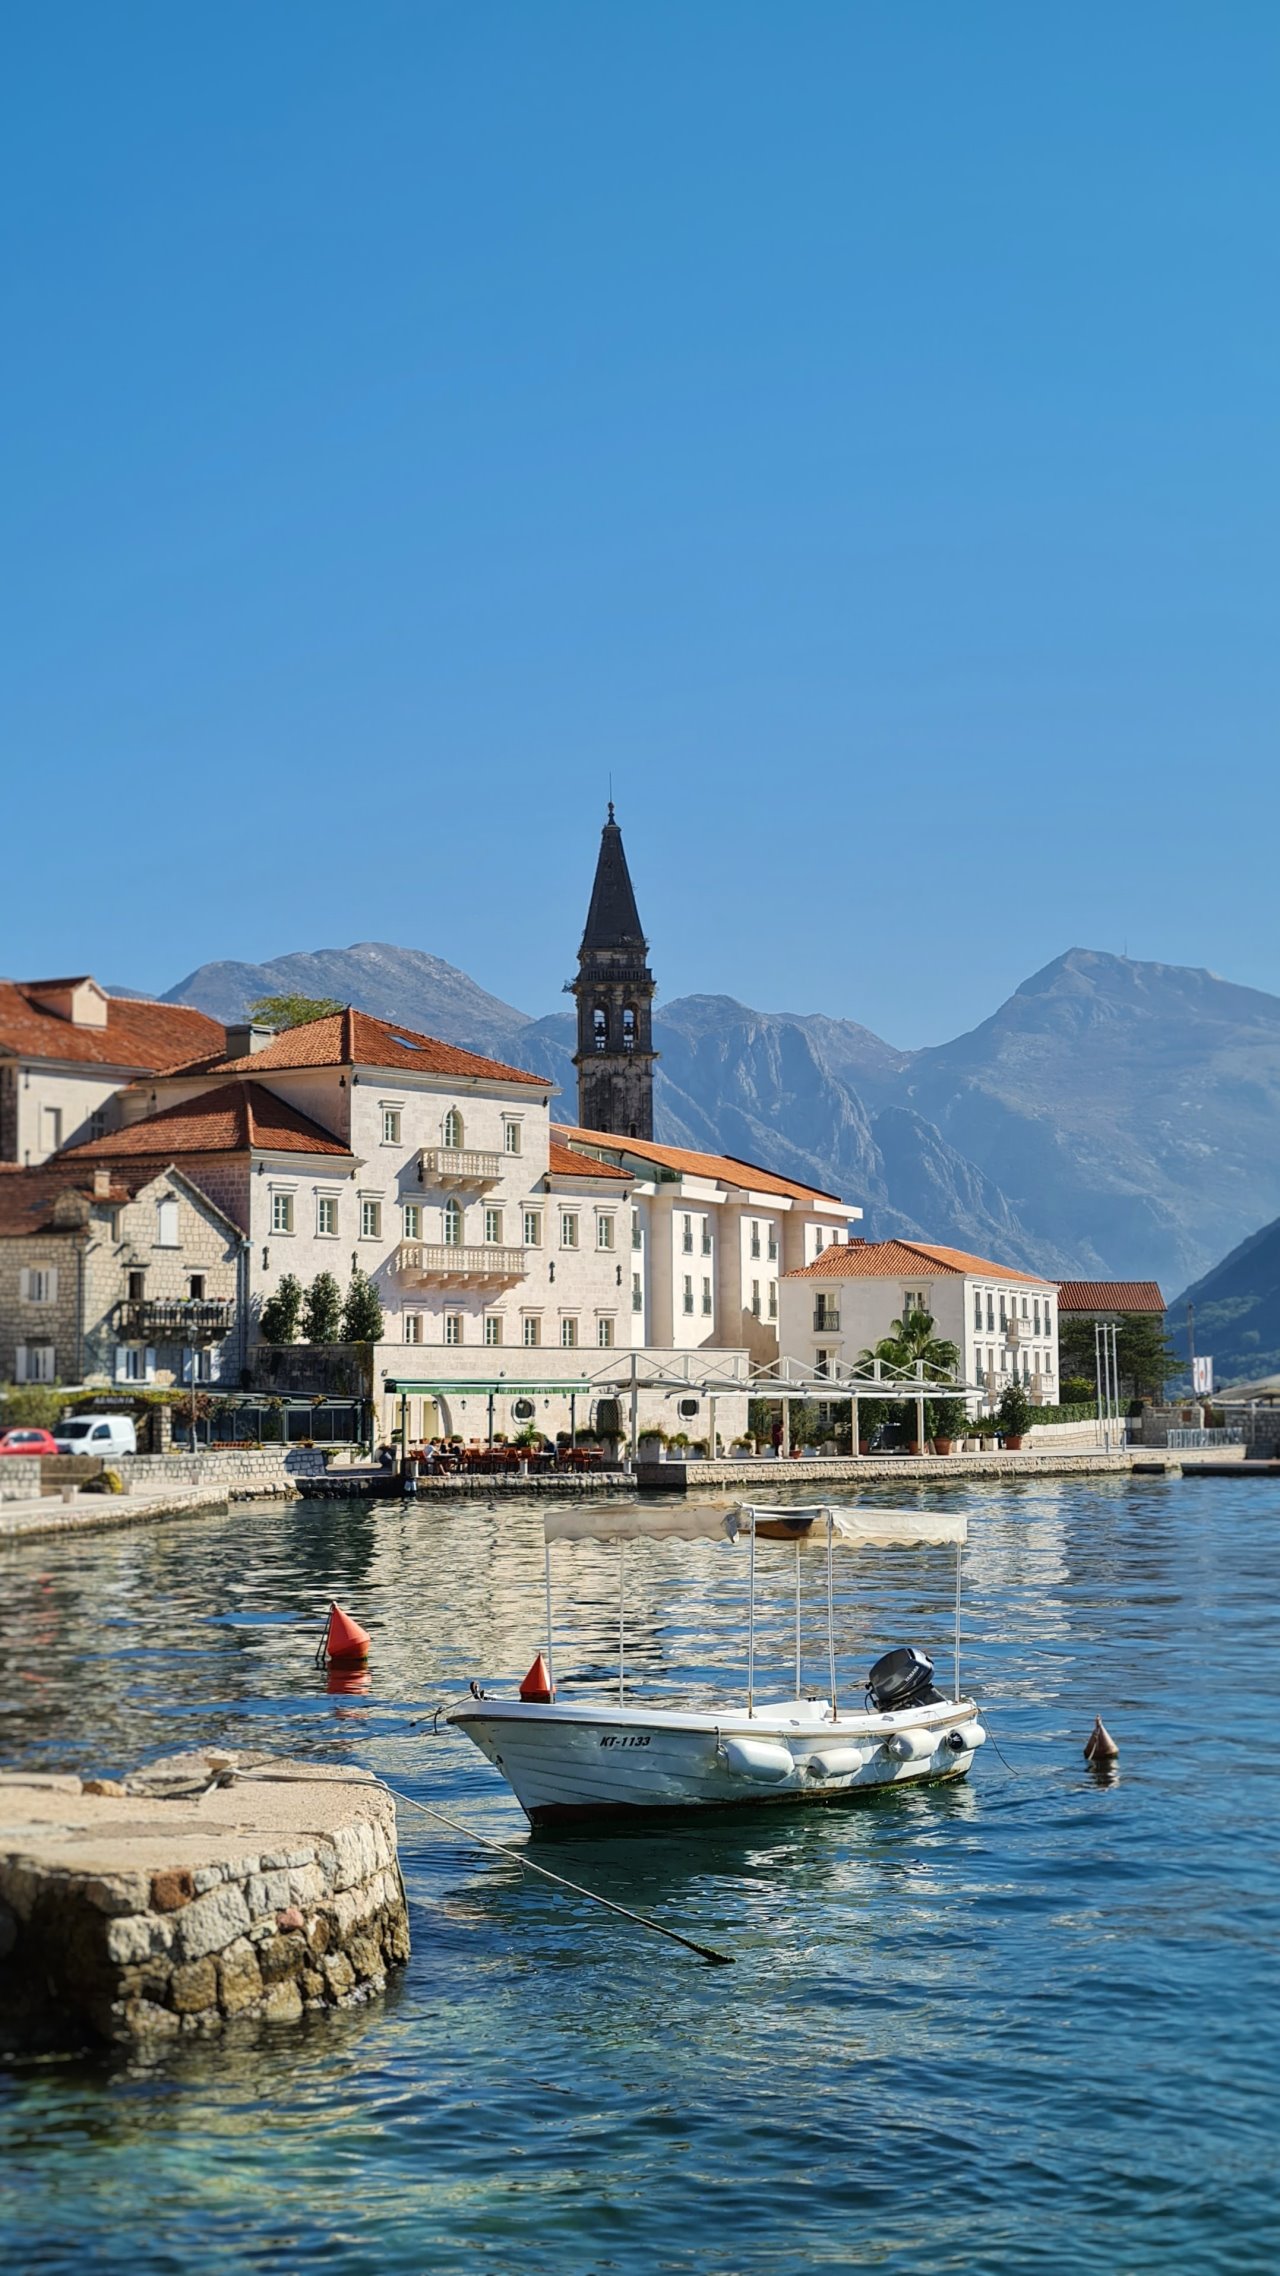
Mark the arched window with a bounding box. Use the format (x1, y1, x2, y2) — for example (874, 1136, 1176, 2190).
(592, 1005, 608, 1053)
(442, 1108, 463, 1149)
(621, 1006, 637, 1053)
(443, 1198, 463, 1247)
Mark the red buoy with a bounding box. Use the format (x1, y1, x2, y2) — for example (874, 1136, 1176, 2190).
(519, 1652, 555, 1703)
(325, 1601, 371, 1667)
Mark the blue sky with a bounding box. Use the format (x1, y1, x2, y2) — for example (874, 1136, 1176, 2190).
(2, 4, 1277, 1045)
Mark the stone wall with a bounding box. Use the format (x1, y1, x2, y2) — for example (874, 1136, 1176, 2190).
(121, 1447, 329, 1491)
(0, 1753, 409, 2053)
(0, 1456, 40, 1503)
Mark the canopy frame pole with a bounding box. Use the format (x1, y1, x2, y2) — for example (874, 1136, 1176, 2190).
(794, 1537, 802, 1701)
(953, 1539, 962, 1703)
(747, 1509, 756, 1717)
(543, 1534, 556, 1694)
(825, 1507, 838, 1720)
(618, 1541, 626, 1703)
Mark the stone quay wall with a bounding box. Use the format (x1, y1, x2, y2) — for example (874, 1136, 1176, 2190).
(640, 1449, 1138, 1492)
(122, 1447, 330, 1494)
(0, 1456, 40, 1503)
(0, 1753, 409, 2054)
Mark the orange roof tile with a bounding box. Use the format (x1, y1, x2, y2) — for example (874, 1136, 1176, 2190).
(553, 1126, 843, 1204)
(1056, 1280, 1166, 1314)
(546, 1139, 633, 1183)
(174, 1007, 548, 1087)
(0, 1163, 152, 1237)
(786, 1238, 1049, 1285)
(0, 982, 224, 1073)
(59, 1081, 351, 1161)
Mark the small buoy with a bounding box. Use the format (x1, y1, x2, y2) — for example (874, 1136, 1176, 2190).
(519, 1652, 555, 1703)
(325, 1602, 371, 1667)
(1084, 1715, 1119, 1764)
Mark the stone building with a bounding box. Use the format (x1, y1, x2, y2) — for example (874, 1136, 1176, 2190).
(571, 805, 657, 1141)
(0, 1160, 243, 1388)
(779, 1237, 1060, 1405)
(0, 976, 221, 1166)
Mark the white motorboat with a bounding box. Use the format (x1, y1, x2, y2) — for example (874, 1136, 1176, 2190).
(449, 1502, 986, 1828)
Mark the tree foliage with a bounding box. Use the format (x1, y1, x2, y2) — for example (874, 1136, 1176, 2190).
(300, 1272, 344, 1344)
(259, 1273, 303, 1344)
(997, 1380, 1033, 1436)
(0, 1384, 65, 1428)
(858, 1307, 961, 1383)
(247, 994, 344, 1032)
(341, 1267, 384, 1343)
(1058, 1314, 1179, 1399)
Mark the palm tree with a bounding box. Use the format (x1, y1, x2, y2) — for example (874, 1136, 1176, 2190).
(858, 1306, 961, 1383)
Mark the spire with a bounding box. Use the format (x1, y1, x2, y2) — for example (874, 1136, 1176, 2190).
(579, 807, 646, 958)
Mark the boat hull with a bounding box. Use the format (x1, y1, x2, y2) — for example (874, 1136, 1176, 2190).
(449, 1696, 984, 1828)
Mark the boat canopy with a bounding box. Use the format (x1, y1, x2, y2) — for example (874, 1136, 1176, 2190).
(543, 1503, 967, 1548)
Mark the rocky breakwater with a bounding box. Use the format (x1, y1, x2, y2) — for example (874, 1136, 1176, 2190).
(0, 1750, 409, 2054)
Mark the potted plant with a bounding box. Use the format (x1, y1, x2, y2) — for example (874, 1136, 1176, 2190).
(930, 1397, 967, 1456)
(998, 1381, 1032, 1450)
(856, 1397, 888, 1455)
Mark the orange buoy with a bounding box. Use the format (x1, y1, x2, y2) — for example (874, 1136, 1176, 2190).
(519, 1652, 555, 1703)
(325, 1602, 371, 1667)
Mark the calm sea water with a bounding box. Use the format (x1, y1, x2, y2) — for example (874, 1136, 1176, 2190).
(0, 1476, 1276, 2274)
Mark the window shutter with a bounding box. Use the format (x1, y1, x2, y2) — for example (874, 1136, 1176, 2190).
(47, 1266, 58, 1301)
(115, 1345, 129, 1382)
(145, 1348, 156, 1383)
(14, 1344, 27, 1381)
(19, 1270, 29, 1301)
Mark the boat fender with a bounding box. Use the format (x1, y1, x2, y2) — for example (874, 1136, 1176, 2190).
(722, 1736, 796, 1783)
(886, 1729, 937, 1762)
(949, 1720, 985, 1751)
(806, 1745, 870, 1779)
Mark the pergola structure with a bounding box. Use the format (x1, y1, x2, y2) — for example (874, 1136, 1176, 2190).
(586, 1349, 986, 1460)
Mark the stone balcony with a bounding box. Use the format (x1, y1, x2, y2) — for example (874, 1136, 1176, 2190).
(119, 1299, 236, 1341)
(417, 1146, 503, 1188)
(392, 1241, 527, 1288)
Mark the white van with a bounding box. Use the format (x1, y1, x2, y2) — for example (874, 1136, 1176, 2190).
(54, 1415, 138, 1458)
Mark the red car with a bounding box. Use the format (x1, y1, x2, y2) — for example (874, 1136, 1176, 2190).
(0, 1428, 60, 1456)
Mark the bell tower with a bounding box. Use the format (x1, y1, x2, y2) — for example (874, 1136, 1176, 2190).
(572, 804, 657, 1138)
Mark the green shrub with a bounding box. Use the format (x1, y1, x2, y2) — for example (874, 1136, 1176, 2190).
(1060, 1376, 1096, 1404)
(301, 1272, 344, 1343)
(998, 1382, 1033, 1436)
(259, 1274, 303, 1344)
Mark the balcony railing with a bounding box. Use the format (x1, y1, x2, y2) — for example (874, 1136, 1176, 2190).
(813, 1308, 841, 1332)
(393, 1241, 527, 1284)
(417, 1146, 503, 1187)
(119, 1299, 236, 1340)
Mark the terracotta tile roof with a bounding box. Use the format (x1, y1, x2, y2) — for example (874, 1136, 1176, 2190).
(546, 1139, 633, 1183)
(1056, 1280, 1166, 1314)
(0, 1163, 151, 1237)
(59, 1081, 352, 1161)
(173, 1007, 548, 1087)
(786, 1238, 1049, 1285)
(0, 982, 224, 1072)
(553, 1126, 843, 1204)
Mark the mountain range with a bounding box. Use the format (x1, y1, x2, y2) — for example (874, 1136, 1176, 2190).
(163, 942, 1280, 1298)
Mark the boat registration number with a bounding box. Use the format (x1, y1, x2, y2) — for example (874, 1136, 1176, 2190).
(599, 1734, 651, 1748)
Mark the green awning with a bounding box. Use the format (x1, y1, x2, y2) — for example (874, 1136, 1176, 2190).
(382, 1378, 595, 1397)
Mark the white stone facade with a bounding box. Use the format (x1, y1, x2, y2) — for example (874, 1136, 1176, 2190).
(779, 1240, 1060, 1406)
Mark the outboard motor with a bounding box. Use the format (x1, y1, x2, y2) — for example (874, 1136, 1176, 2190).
(866, 1645, 942, 1713)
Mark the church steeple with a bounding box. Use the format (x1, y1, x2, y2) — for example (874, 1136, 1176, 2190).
(572, 806, 657, 1139)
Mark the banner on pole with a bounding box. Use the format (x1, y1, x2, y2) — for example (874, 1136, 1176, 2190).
(1191, 1356, 1213, 1395)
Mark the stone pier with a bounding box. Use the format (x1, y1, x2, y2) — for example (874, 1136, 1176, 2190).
(0, 1751, 409, 2054)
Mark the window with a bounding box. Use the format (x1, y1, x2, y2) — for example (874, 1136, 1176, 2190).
(522, 1315, 541, 1348)
(560, 1316, 578, 1348)
(483, 1315, 503, 1346)
(986, 1294, 995, 1331)
(631, 1212, 642, 1249)
(767, 1230, 778, 1261)
(999, 1295, 1008, 1327)
(444, 1313, 462, 1347)
(701, 1225, 712, 1255)
(701, 1276, 712, 1317)
(621, 1006, 636, 1053)
(682, 1214, 694, 1255)
(904, 1288, 926, 1315)
(503, 1120, 521, 1156)
(813, 1229, 823, 1255)
(592, 1005, 607, 1052)
(683, 1275, 694, 1315)
(1044, 1300, 1053, 1334)
(41, 1105, 63, 1153)
(116, 1345, 150, 1383)
(188, 1274, 205, 1301)
(181, 1348, 215, 1385)
(523, 1208, 542, 1248)
(560, 1211, 578, 1249)
(443, 1198, 462, 1247)
(381, 1107, 401, 1145)
(1022, 1297, 1029, 1319)
(597, 1317, 614, 1348)
(89, 1107, 108, 1141)
(270, 1193, 293, 1236)
(751, 1279, 761, 1318)
(974, 1290, 983, 1329)
(401, 1202, 420, 1240)
(750, 1222, 761, 1259)
(317, 1195, 339, 1237)
(442, 1108, 463, 1149)
(632, 1272, 643, 1313)
(597, 1214, 614, 1251)
(484, 1207, 504, 1245)
(157, 1197, 180, 1246)
(404, 1313, 423, 1345)
(816, 1349, 831, 1379)
(21, 1267, 57, 1304)
(360, 1200, 382, 1240)
(768, 1281, 778, 1320)
(1033, 1298, 1041, 1332)
(17, 1343, 56, 1383)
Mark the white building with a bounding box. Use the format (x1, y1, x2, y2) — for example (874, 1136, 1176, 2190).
(0, 975, 221, 1166)
(779, 1237, 1060, 1405)
(553, 1127, 860, 1363)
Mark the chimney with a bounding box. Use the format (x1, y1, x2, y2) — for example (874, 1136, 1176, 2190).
(93, 1169, 113, 1197)
(223, 1023, 275, 1060)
